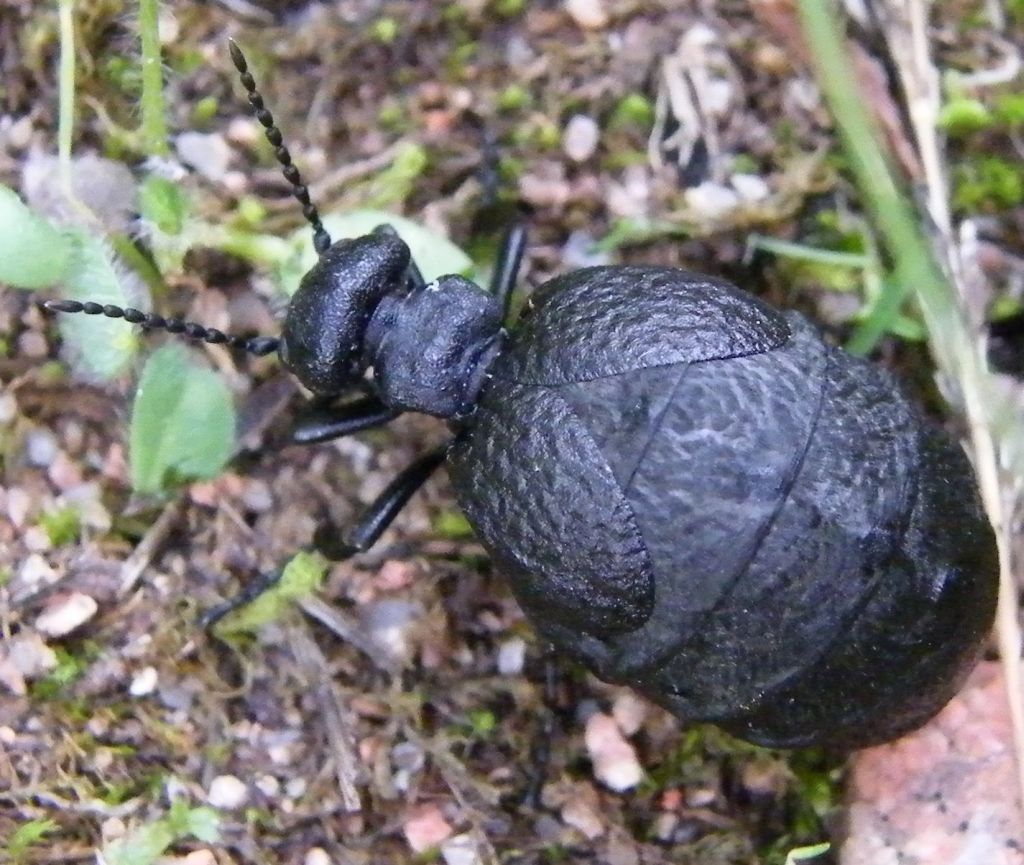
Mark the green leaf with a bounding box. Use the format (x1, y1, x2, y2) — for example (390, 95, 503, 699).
(6, 818, 58, 861)
(102, 802, 221, 865)
(0, 185, 73, 288)
(102, 820, 175, 865)
(433, 510, 474, 539)
(182, 806, 221, 843)
(275, 209, 474, 296)
(59, 231, 142, 379)
(130, 344, 236, 493)
(213, 551, 328, 635)
(140, 175, 189, 235)
(784, 842, 831, 864)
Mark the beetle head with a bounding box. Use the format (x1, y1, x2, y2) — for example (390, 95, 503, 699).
(278, 233, 410, 395)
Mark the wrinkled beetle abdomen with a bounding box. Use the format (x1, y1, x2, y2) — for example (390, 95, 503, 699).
(447, 266, 998, 749)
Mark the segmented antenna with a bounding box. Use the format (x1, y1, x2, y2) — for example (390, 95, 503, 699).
(42, 300, 280, 357)
(228, 39, 332, 256)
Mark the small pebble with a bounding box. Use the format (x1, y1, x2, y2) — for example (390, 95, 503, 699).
(653, 811, 679, 842)
(17, 554, 57, 587)
(562, 114, 600, 162)
(35, 592, 98, 637)
(285, 777, 307, 798)
(48, 451, 83, 491)
(684, 181, 740, 219)
(363, 599, 422, 664)
(17, 331, 48, 359)
(157, 8, 180, 44)
(403, 803, 453, 854)
(497, 637, 526, 676)
(255, 774, 280, 798)
(562, 798, 605, 839)
(8, 116, 34, 150)
(241, 478, 274, 513)
(604, 837, 640, 865)
(304, 849, 331, 865)
(129, 666, 158, 697)
(24, 526, 52, 552)
(442, 833, 483, 865)
(0, 393, 17, 425)
(0, 656, 25, 695)
(566, 0, 609, 29)
(6, 632, 58, 680)
(101, 816, 127, 843)
(611, 693, 648, 737)
(25, 429, 59, 467)
(5, 488, 31, 527)
(175, 131, 233, 182)
(562, 230, 611, 269)
(207, 774, 249, 809)
(585, 712, 644, 792)
(183, 851, 217, 865)
(226, 116, 259, 146)
(223, 170, 248, 196)
(731, 173, 770, 203)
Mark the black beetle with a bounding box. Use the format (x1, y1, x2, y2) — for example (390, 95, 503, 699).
(45, 42, 998, 750)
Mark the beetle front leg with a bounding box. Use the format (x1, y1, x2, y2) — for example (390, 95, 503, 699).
(290, 393, 401, 445)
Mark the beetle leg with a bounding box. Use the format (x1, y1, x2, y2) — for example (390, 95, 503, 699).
(290, 394, 401, 445)
(490, 224, 527, 319)
(201, 445, 449, 630)
(313, 444, 448, 559)
(522, 645, 562, 808)
(372, 224, 426, 290)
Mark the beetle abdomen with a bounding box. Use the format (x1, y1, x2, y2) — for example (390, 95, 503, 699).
(449, 267, 998, 748)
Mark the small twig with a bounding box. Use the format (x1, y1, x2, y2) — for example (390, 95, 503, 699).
(297, 595, 399, 674)
(260, 142, 406, 215)
(288, 624, 362, 811)
(118, 495, 187, 595)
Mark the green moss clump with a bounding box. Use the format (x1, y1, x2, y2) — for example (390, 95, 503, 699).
(954, 156, 1024, 212)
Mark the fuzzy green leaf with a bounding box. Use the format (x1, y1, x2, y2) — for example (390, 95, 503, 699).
(57, 230, 142, 379)
(130, 344, 235, 493)
(0, 185, 73, 288)
(276, 209, 473, 296)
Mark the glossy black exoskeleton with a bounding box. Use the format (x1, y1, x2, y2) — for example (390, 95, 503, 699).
(45, 43, 998, 750)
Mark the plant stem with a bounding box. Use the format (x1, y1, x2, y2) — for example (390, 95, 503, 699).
(797, 0, 1024, 810)
(57, 0, 76, 197)
(138, 0, 168, 155)
(796, 0, 958, 358)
